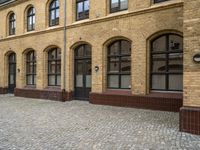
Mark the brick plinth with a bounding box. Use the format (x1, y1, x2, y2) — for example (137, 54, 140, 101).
(90, 92, 183, 112)
(0, 87, 8, 94)
(14, 88, 73, 102)
(180, 107, 200, 135)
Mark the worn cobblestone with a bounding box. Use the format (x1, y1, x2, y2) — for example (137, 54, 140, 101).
(0, 95, 200, 150)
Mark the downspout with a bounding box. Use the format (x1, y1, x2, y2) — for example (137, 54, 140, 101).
(63, 0, 67, 99)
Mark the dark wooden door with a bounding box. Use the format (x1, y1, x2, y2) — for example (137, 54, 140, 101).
(74, 44, 91, 100)
(8, 53, 16, 93)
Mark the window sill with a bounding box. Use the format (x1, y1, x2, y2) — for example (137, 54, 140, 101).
(24, 85, 36, 89)
(107, 10, 129, 17)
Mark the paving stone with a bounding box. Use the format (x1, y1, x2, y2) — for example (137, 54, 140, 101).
(0, 94, 200, 150)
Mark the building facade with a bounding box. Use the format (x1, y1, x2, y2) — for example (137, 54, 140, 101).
(0, 0, 199, 135)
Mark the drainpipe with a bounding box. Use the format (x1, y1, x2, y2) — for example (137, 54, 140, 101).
(63, 0, 67, 97)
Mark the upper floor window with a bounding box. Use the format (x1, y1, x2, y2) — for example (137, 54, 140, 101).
(27, 7, 35, 31)
(26, 50, 36, 85)
(110, 0, 128, 13)
(76, 0, 89, 21)
(9, 13, 16, 35)
(48, 48, 61, 86)
(154, 0, 169, 3)
(49, 0, 59, 26)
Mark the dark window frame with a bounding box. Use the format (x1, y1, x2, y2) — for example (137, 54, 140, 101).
(26, 51, 36, 85)
(49, 0, 59, 27)
(154, 0, 170, 3)
(150, 33, 183, 91)
(27, 7, 35, 32)
(110, 0, 128, 13)
(9, 13, 16, 35)
(48, 48, 61, 86)
(76, 0, 89, 21)
(107, 40, 131, 89)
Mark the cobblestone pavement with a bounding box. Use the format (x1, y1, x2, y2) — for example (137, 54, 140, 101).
(0, 95, 200, 150)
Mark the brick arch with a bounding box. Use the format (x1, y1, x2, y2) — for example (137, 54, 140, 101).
(103, 36, 132, 47)
(70, 41, 92, 50)
(43, 45, 61, 53)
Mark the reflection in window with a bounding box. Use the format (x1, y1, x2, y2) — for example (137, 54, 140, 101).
(48, 48, 61, 86)
(49, 0, 59, 26)
(110, 0, 128, 13)
(151, 34, 183, 91)
(76, 0, 89, 20)
(107, 40, 131, 89)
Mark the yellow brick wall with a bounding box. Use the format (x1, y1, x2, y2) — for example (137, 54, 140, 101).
(0, 0, 184, 98)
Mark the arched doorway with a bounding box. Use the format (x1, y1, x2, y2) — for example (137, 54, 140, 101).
(8, 53, 16, 93)
(74, 44, 91, 100)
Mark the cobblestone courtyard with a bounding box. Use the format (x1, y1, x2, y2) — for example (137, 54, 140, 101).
(0, 95, 200, 150)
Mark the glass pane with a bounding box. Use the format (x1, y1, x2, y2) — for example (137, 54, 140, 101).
(48, 75, 55, 85)
(108, 75, 119, 88)
(77, 61, 83, 74)
(152, 36, 166, 52)
(109, 41, 119, 55)
(34, 75, 36, 85)
(152, 75, 166, 90)
(9, 64, 15, 74)
(76, 75, 83, 87)
(120, 0, 128, 10)
(111, 0, 119, 8)
(86, 75, 91, 88)
(86, 61, 91, 74)
(169, 35, 183, 51)
(121, 56, 131, 73)
(56, 0, 59, 7)
(121, 75, 131, 89)
(152, 54, 166, 72)
(77, 2, 83, 13)
(27, 75, 33, 85)
(9, 75, 14, 84)
(57, 61, 61, 73)
(108, 57, 119, 73)
(168, 53, 183, 72)
(49, 61, 56, 73)
(56, 9, 59, 18)
(85, 45, 91, 56)
(49, 50, 56, 59)
(84, 0, 89, 11)
(121, 40, 131, 54)
(76, 46, 84, 57)
(57, 75, 61, 86)
(169, 75, 183, 91)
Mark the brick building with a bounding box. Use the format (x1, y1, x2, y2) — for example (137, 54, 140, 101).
(0, 0, 199, 135)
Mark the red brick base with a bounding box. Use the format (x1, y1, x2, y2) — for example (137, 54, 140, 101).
(180, 107, 200, 135)
(14, 88, 73, 102)
(0, 87, 8, 94)
(90, 92, 183, 112)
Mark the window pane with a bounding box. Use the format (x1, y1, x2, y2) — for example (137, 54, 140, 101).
(121, 56, 131, 73)
(57, 61, 61, 73)
(121, 75, 131, 89)
(49, 61, 56, 73)
(169, 35, 183, 51)
(9, 74, 14, 84)
(152, 54, 166, 72)
(108, 57, 119, 73)
(76, 75, 83, 87)
(152, 36, 166, 52)
(169, 75, 183, 91)
(120, 0, 128, 10)
(168, 53, 183, 72)
(57, 75, 61, 86)
(77, 2, 83, 13)
(48, 75, 56, 85)
(27, 75, 33, 85)
(121, 40, 131, 54)
(152, 75, 166, 90)
(86, 75, 91, 88)
(108, 75, 119, 88)
(111, 0, 119, 8)
(84, 0, 89, 11)
(109, 42, 119, 55)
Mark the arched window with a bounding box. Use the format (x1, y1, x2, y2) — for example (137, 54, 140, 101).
(151, 34, 183, 91)
(26, 51, 36, 85)
(76, 0, 89, 21)
(9, 13, 16, 35)
(48, 48, 61, 86)
(49, 0, 59, 26)
(107, 40, 131, 89)
(27, 7, 35, 31)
